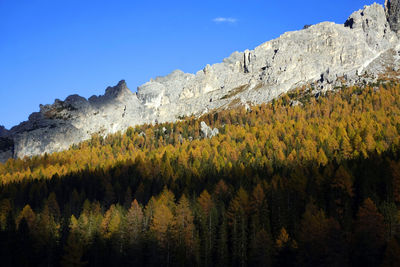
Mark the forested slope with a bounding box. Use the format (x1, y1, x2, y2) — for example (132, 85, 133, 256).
(1, 81, 400, 266)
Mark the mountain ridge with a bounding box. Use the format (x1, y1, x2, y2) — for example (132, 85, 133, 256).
(1, 1, 400, 162)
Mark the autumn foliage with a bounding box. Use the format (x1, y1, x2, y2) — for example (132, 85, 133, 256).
(0, 82, 400, 266)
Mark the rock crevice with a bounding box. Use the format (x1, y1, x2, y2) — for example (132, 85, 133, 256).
(386, 0, 400, 33)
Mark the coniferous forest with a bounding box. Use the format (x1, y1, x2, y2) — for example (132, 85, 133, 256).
(1, 82, 400, 266)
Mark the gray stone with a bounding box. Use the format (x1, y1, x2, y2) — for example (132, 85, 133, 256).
(290, 100, 303, 107)
(0, 126, 8, 138)
(386, 0, 400, 33)
(0, 150, 12, 163)
(200, 121, 219, 139)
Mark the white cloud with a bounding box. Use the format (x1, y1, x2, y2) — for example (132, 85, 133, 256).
(213, 17, 237, 23)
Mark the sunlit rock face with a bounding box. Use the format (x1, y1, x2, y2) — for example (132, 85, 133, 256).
(2, 3, 400, 161)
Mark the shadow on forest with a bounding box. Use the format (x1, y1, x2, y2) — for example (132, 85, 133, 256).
(0, 149, 399, 267)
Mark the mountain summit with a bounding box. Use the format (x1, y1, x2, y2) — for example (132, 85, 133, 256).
(1, 2, 400, 162)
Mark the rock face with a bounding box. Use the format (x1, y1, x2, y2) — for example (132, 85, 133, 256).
(200, 122, 219, 139)
(6, 80, 145, 159)
(2, 3, 400, 162)
(386, 0, 400, 33)
(0, 126, 8, 138)
(0, 126, 13, 163)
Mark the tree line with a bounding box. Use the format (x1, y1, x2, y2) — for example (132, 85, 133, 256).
(0, 82, 400, 266)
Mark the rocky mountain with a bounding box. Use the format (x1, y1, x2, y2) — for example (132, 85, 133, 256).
(0, 126, 8, 138)
(1, 1, 400, 162)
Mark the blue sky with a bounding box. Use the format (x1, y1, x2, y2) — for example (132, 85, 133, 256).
(0, 0, 384, 129)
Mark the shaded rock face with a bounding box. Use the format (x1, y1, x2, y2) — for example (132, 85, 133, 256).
(0, 126, 8, 138)
(0, 126, 13, 163)
(386, 0, 400, 33)
(0, 149, 12, 163)
(6, 80, 144, 159)
(2, 3, 400, 162)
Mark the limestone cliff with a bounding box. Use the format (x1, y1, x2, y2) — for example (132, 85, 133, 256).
(386, 0, 400, 33)
(2, 3, 400, 161)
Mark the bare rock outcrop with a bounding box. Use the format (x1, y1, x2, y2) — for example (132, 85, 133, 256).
(386, 0, 400, 33)
(200, 122, 219, 139)
(2, 3, 400, 162)
(0, 126, 8, 138)
(0, 126, 13, 163)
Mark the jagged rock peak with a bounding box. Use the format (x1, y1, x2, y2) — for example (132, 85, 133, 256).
(104, 80, 132, 97)
(0, 126, 9, 138)
(88, 80, 135, 103)
(386, 0, 400, 33)
(345, 3, 395, 51)
(39, 94, 89, 117)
